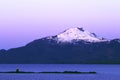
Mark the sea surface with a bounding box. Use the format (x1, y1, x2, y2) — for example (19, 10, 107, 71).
(0, 64, 120, 80)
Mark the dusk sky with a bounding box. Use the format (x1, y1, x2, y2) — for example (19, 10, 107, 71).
(0, 0, 120, 49)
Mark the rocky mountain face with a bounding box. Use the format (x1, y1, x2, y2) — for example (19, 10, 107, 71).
(0, 27, 120, 64)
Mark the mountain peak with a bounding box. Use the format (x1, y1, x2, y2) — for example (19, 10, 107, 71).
(76, 27, 85, 32)
(64, 27, 85, 32)
(56, 27, 106, 42)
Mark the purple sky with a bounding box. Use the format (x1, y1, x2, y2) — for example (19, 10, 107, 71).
(0, 0, 120, 49)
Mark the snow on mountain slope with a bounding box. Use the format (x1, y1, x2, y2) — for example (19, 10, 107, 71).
(56, 27, 106, 42)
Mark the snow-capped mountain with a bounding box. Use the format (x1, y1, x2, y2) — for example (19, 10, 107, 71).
(48, 27, 106, 42)
(1, 27, 120, 64)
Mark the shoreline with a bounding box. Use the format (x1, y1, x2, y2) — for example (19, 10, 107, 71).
(0, 71, 97, 74)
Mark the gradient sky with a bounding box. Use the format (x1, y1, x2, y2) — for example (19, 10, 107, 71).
(0, 0, 120, 49)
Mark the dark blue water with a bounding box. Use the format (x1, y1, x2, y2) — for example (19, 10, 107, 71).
(0, 64, 120, 80)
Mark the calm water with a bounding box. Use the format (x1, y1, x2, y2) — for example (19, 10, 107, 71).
(0, 64, 120, 80)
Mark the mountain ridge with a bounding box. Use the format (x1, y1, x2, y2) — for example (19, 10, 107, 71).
(0, 27, 120, 64)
